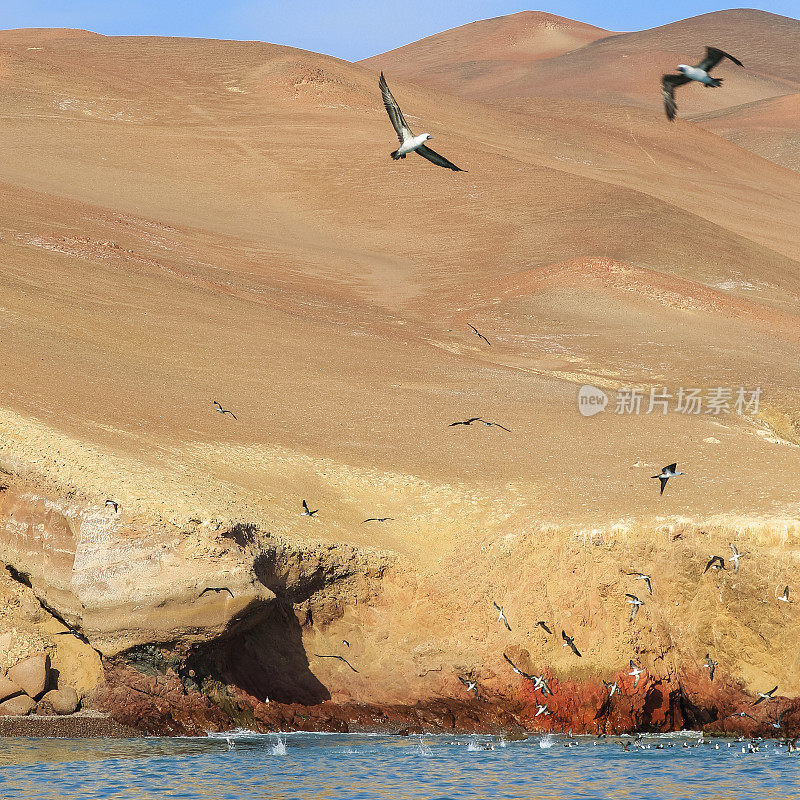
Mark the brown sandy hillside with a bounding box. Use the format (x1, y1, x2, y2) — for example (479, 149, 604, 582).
(363, 9, 800, 169)
(693, 92, 800, 171)
(360, 11, 609, 96)
(0, 30, 799, 726)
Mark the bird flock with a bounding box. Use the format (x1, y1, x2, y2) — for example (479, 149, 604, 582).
(456, 541, 795, 736)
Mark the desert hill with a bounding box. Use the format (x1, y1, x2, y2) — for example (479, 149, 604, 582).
(363, 9, 800, 168)
(0, 28, 799, 730)
(359, 11, 609, 97)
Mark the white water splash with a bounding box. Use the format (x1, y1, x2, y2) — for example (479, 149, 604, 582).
(539, 735, 554, 749)
(271, 735, 287, 755)
(417, 736, 433, 757)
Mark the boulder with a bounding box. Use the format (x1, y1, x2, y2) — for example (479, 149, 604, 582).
(0, 676, 22, 703)
(38, 687, 80, 716)
(0, 694, 36, 716)
(7, 653, 50, 698)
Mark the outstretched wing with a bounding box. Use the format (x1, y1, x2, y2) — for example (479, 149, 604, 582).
(379, 72, 413, 144)
(416, 144, 466, 172)
(697, 46, 744, 72)
(661, 74, 691, 121)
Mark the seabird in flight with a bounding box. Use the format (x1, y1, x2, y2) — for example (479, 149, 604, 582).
(362, 517, 394, 523)
(661, 47, 744, 121)
(603, 679, 619, 697)
(704, 555, 726, 573)
(314, 653, 359, 673)
(536, 621, 553, 635)
(778, 585, 791, 603)
(628, 572, 652, 595)
(493, 602, 511, 631)
(562, 630, 581, 657)
(200, 587, 234, 598)
(213, 400, 237, 420)
(752, 686, 778, 706)
(628, 660, 645, 688)
(728, 710, 757, 721)
(626, 594, 643, 622)
(535, 703, 550, 717)
(729, 543, 745, 573)
(652, 463, 684, 495)
(533, 674, 552, 696)
(458, 676, 479, 695)
(342, 639, 351, 647)
(449, 417, 483, 427)
(702, 653, 717, 682)
(769, 711, 786, 730)
(468, 324, 491, 346)
(480, 420, 511, 432)
(105, 499, 120, 513)
(379, 72, 466, 171)
(301, 500, 318, 517)
(503, 654, 535, 680)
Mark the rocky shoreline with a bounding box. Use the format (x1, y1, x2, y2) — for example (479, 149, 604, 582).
(2, 471, 799, 741)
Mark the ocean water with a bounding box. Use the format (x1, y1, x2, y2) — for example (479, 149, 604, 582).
(1, 732, 798, 800)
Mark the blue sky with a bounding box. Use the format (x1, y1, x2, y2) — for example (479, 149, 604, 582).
(0, 2, 795, 60)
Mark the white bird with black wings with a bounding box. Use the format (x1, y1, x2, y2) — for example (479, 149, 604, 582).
(379, 73, 466, 171)
(661, 46, 744, 121)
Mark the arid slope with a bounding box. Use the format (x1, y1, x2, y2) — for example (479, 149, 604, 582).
(0, 29, 799, 728)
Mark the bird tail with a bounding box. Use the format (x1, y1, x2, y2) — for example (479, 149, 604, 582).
(390, 149, 405, 160)
(707, 77, 723, 88)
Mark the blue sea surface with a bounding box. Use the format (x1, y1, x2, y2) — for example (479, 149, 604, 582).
(0, 731, 798, 800)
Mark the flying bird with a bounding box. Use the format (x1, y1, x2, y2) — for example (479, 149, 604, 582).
(503, 653, 536, 680)
(458, 676, 478, 695)
(362, 517, 394, 523)
(105, 499, 120, 513)
(702, 653, 718, 682)
(493, 602, 511, 631)
(314, 653, 359, 673)
(769, 711, 786, 730)
(704, 555, 726, 573)
(480, 420, 511, 432)
(628, 572, 652, 595)
(199, 587, 234, 598)
(342, 639, 351, 647)
(661, 47, 744, 121)
(536, 621, 553, 635)
(652, 463, 684, 495)
(752, 686, 778, 706)
(535, 703, 550, 717)
(533, 675, 552, 696)
(562, 630, 581, 657)
(379, 72, 466, 171)
(626, 594, 643, 622)
(778, 586, 791, 603)
(449, 417, 483, 427)
(213, 401, 237, 420)
(468, 324, 491, 346)
(729, 543, 745, 573)
(728, 710, 757, 721)
(301, 500, 318, 517)
(628, 660, 645, 689)
(603, 680, 619, 697)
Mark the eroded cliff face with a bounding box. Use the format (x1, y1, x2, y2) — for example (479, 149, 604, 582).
(2, 462, 799, 738)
